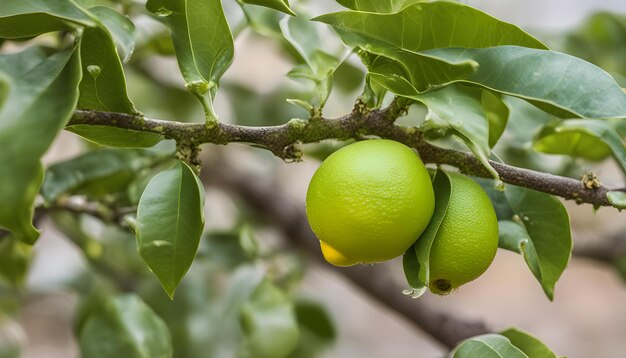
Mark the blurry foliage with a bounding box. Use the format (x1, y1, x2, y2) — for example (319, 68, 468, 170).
(564, 12, 626, 78)
(50, 210, 336, 358)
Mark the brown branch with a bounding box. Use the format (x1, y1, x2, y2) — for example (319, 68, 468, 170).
(210, 165, 490, 349)
(68, 107, 623, 208)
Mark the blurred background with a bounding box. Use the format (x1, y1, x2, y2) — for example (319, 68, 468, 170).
(1, 0, 626, 357)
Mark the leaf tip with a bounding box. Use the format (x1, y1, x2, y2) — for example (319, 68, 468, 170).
(607, 191, 626, 210)
(543, 287, 554, 301)
(162, 283, 177, 301)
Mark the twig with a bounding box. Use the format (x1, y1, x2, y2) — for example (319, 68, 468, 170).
(210, 165, 491, 349)
(69, 107, 623, 208)
(41, 197, 135, 226)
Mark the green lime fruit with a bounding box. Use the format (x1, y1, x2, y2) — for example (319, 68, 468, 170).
(428, 172, 499, 295)
(306, 139, 435, 266)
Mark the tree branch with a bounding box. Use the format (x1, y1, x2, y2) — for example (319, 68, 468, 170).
(210, 165, 491, 349)
(40, 196, 135, 227)
(69, 107, 623, 208)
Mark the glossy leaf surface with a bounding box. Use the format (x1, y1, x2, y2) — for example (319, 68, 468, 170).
(136, 161, 205, 299)
(0, 47, 81, 244)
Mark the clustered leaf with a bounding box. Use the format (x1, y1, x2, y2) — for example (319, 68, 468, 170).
(317, 1, 626, 178)
(280, 15, 344, 109)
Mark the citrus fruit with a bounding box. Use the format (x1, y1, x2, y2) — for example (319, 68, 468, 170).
(428, 172, 498, 295)
(305, 139, 435, 266)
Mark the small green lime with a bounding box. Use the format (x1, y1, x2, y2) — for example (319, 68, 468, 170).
(306, 139, 435, 266)
(428, 172, 499, 295)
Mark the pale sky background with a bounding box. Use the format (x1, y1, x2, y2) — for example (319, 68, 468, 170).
(468, 0, 626, 31)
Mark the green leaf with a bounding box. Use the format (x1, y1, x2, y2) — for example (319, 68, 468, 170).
(136, 161, 205, 299)
(78, 25, 138, 114)
(88, 6, 136, 63)
(503, 96, 554, 144)
(498, 220, 542, 285)
(417, 85, 499, 179)
(424, 46, 626, 118)
(0, 47, 82, 244)
(336, 0, 423, 13)
(316, 2, 546, 53)
(607, 191, 626, 210)
(280, 15, 342, 107)
(563, 12, 626, 77)
(402, 245, 420, 289)
(280, 13, 322, 65)
(293, 300, 335, 342)
(203, 231, 254, 269)
(473, 178, 515, 220)
(482, 90, 510, 148)
(126, 169, 165, 206)
(0, 2, 138, 116)
(319, 4, 626, 118)
(317, 2, 545, 93)
(66, 125, 164, 148)
(42, 142, 175, 203)
(239, 3, 283, 38)
(452, 334, 528, 358)
(502, 186, 572, 300)
(500, 327, 558, 358)
(404, 170, 451, 298)
(0, 236, 32, 286)
(288, 299, 336, 358)
(361, 74, 387, 109)
(146, 0, 234, 115)
(240, 280, 300, 358)
(0, 0, 94, 38)
(240, 0, 295, 16)
(79, 294, 172, 358)
(533, 119, 626, 174)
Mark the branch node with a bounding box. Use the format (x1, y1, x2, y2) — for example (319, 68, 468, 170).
(581, 170, 601, 190)
(281, 142, 303, 163)
(309, 107, 323, 122)
(287, 118, 308, 134)
(386, 96, 411, 121)
(353, 97, 369, 117)
(176, 140, 202, 172)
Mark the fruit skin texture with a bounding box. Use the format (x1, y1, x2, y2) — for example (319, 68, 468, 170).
(428, 172, 499, 295)
(306, 139, 435, 266)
